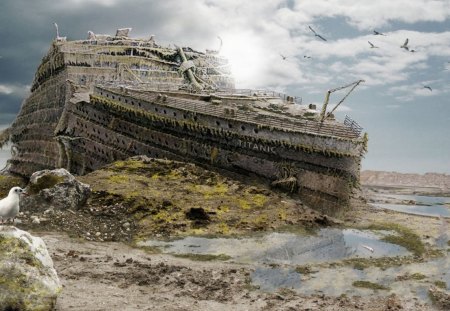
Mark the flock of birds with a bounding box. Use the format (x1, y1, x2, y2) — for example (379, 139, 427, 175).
(279, 26, 443, 92)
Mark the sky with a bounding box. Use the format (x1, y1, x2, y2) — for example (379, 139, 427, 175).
(0, 0, 449, 173)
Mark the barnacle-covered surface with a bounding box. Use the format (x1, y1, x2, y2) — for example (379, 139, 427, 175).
(6, 29, 367, 213)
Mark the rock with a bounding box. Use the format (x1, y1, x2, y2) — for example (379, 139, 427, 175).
(22, 168, 90, 210)
(122, 222, 131, 229)
(0, 226, 61, 310)
(429, 285, 450, 310)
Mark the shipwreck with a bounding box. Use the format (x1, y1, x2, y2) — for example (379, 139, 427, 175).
(1, 27, 368, 214)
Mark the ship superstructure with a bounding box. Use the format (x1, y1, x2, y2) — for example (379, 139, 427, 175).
(3, 28, 367, 213)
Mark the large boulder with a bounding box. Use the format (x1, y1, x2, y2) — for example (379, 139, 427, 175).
(0, 226, 61, 310)
(23, 168, 90, 210)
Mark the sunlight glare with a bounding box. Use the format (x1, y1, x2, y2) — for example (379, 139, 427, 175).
(219, 32, 266, 88)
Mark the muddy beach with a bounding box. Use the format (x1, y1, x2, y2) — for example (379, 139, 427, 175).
(1, 161, 449, 310)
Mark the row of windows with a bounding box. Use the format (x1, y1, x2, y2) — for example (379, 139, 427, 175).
(98, 91, 261, 134)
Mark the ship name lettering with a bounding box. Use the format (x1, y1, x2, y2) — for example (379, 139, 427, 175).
(236, 140, 276, 154)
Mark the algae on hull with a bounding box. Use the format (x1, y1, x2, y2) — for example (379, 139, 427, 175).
(6, 28, 366, 215)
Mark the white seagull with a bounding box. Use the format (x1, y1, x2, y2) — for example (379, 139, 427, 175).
(0, 187, 27, 224)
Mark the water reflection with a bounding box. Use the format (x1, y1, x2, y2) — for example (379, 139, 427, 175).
(139, 229, 409, 265)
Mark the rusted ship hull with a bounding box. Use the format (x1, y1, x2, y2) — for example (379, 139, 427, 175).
(5, 30, 366, 214)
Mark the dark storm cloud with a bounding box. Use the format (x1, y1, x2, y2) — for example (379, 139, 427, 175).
(0, 0, 220, 125)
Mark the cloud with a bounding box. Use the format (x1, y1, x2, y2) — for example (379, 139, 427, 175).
(0, 84, 30, 97)
(292, 0, 450, 30)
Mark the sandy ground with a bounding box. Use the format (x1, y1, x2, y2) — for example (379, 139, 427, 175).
(33, 187, 447, 311)
(2, 163, 448, 310)
(39, 231, 432, 311)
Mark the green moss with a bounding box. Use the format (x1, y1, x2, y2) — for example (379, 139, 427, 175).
(0, 234, 56, 311)
(342, 257, 411, 271)
(238, 199, 251, 210)
(0, 235, 43, 270)
(113, 159, 146, 171)
(218, 222, 230, 234)
(295, 265, 315, 275)
(90, 94, 361, 160)
(28, 175, 65, 195)
(172, 253, 231, 261)
(352, 280, 390, 291)
(366, 223, 425, 256)
(396, 272, 427, 281)
(252, 194, 268, 208)
(0, 175, 27, 197)
(434, 280, 447, 289)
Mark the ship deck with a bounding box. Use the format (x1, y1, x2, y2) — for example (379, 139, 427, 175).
(100, 86, 362, 140)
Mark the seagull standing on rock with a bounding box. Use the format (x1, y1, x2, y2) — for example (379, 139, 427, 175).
(0, 187, 27, 224)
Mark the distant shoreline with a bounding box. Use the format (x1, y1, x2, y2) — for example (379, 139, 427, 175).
(361, 170, 450, 193)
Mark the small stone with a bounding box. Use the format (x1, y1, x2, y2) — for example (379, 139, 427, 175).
(32, 217, 40, 224)
(95, 232, 101, 237)
(122, 222, 131, 229)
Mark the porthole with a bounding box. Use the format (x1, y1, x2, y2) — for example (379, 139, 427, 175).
(254, 128, 259, 134)
(216, 121, 221, 126)
(241, 125, 246, 131)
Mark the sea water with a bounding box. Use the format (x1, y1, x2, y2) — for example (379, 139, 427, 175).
(372, 193, 450, 217)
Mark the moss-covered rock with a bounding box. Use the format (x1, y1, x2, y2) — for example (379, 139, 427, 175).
(78, 156, 333, 239)
(23, 168, 90, 210)
(0, 226, 61, 310)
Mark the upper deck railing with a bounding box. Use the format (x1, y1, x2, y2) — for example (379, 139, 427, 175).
(95, 85, 362, 140)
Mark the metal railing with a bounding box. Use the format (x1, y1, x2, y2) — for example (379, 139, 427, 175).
(97, 87, 361, 140)
(344, 115, 363, 136)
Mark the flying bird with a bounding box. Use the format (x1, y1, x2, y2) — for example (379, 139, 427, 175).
(400, 38, 410, 51)
(373, 30, 386, 36)
(368, 41, 379, 48)
(280, 53, 288, 60)
(423, 85, 432, 91)
(303, 55, 312, 59)
(308, 25, 327, 41)
(0, 187, 26, 224)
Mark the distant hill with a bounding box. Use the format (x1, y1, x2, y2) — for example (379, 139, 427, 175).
(361, 170, 450, 190)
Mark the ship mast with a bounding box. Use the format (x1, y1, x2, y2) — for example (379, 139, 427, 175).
(319, 79, 364, 122)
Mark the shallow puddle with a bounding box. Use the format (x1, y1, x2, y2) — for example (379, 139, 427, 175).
(139, 224, 449, 306)
(138, 228, 409, 265)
